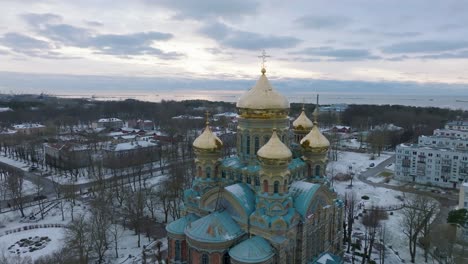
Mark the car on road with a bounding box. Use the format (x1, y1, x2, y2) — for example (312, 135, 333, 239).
(369, 163, 375, 167)
(28, 166, 37, 172)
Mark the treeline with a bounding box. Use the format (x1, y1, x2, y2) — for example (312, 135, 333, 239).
(342, 104, 467, 136)
(0, 96, 236, 133)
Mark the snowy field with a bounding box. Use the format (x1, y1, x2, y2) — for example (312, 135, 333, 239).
(0, 195, 167, 263)
(330, 151, 434, 264)
(327, 151, 391, 175)
(0, 155, 31, 172)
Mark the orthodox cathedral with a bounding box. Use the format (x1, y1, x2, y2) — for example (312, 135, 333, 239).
(166, 66, 344, 264)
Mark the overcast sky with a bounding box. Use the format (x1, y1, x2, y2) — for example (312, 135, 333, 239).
(1, 0, 468, 95)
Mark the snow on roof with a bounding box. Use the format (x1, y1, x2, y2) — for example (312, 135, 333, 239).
(312, 252, 342, 264)
(289, 181, 321, 218)
(13, 123, 45, 129)
(229, 236, 274, 263)
(172, 115, 203, 120)
(98, 118, 122, 122)
(224, 183, 256, 216)
(166, 213, 200, 235)
(185, 211, 244, 243)
(112, 140, 156, 151)
(214, 112, 238, 118)
(0, 107, 12, 112)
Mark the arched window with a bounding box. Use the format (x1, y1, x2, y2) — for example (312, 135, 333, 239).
(246, 175, 251, 184)
(255, 176, 260, 187)
(214, 166, 218, 178)
(237, 173, 242, 182)
(175, 240, 181, 261)
(274, 181, 279, 194)
(221, 170, 226, 178)
(202, 253, 209, 264)
(197, 166, 202, 177)
(264, 135, 269, 145)
(254, 136, 260, 153)
(246, 135, 251, 155)
(263, 180, 269, 193)
(229, 171, 234, 180)
(284, 179, 288, 192)
(315, 165, 321, 176)
(206, 167, 211, 178)
(223, 252, 231, 264)
(308, 165, 312, 177)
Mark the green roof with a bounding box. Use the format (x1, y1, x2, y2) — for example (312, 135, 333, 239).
(166, 213, 199, 235)
(185, 210, 244, 243)
(229, 236, 274, 263)
(290, 180, 320, 218)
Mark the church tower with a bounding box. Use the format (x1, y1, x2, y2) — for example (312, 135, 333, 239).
(300, 97, 330, 180)
(236, 67, 290, 165)
(292, 105, 314, 144)
(191, 115, 224, 192)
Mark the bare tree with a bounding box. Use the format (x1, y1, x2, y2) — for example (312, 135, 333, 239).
(361, 207, 388, 263)
(6, 169, 26, 217)
(345, 192, 358, 253)
(402, 194, 438, 263)
(64, 213, 91, 264)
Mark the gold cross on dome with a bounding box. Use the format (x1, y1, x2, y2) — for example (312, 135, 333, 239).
(258, 49, 271, 70)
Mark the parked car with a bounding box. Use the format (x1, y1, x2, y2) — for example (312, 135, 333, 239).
(28, 166, 37, 172)
(33, 195, 47, 201)
(369, 163, 375, 167)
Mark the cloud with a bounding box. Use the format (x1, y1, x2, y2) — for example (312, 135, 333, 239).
(84, 20, 103, 27)
(0, 32, 52, 58)
(290, 46, 380, 61)
(151, 0, 259, 20)
(354, 28, 421, 38)
(382, 40, 468, 53)
(18, 13, 182, 59)
(294, 15, 352, 30)
(200, 22, 301, 50)
(20, 13, 62, 27)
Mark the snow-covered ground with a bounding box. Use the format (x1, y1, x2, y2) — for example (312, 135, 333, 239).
(327, 151, 390, 175)
(330, 151, 435, 264)
(0, 155, 31, 172)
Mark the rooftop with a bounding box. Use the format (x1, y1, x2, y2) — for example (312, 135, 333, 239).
(229, 236, 274, 263)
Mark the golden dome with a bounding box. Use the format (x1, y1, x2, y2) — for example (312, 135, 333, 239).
(300, 122, 330, 153)
(257, 130, 292, 160)
(193, 125, 223, 151)
(237, 69, 289, 110)
(292, 109, 313, 130)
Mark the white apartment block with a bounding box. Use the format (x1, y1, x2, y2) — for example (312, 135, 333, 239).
(395, 121, 468, 188)
(445, 121, 468, 131)
(433, 129, 468, 140)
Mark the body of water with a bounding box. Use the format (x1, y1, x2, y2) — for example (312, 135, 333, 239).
(56, 90, 468, 110)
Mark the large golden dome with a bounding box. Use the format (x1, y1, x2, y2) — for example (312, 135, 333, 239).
(237, 69, 289, 118)
(292, 109, 313, 131)
(193, 125, 223, 151)
(257, 130, 292, 160)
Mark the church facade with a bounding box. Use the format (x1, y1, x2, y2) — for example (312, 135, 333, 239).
(166, 67, 343, 264)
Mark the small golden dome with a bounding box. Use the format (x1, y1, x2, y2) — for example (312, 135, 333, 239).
(292, 110, 313, 130)
(193, 125, 223, 151)
(300, 122, 330, 153)
(236, 70, 289, 110)
(257, 130, 292, 160)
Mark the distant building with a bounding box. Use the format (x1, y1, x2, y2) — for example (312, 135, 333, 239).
(12, 123, 46, 135)
(445, 120, 468, 131)
(44, 142, 91, 169)
(395, 122, 468, 188)
(102, 139, 157, 168)
(331, 125, 351, 133)
(128, 119, 154, 131)
(457, 182, 468, 242)
(319, 104, 348, 113)
(92, 118, 124, 130)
